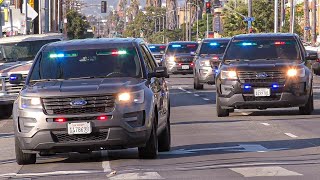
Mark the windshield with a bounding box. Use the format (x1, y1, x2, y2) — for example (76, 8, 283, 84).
(224, 39, 301, 61)
(199, 41, 229, 55)
(166, 43, 198, 54)
(148, 45, 166, 53)
(29, 47, 142, 81)
(0, 39, 60, 62)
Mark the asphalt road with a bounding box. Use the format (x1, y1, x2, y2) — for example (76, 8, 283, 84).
(1, 75, 320, 179)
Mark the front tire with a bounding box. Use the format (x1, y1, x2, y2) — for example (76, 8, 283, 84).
(0, 105, 12, 119)
(299, 92, 314, 115)
(15, 138, 36, 165)
(216, 96, 229, 117)
(138, 116, 158, 159)
(158, 108, 171, 152)
(194, 72, 204, 90)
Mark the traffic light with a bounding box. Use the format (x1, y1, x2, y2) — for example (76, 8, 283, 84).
(101, 1, 107, 13)
(206, 2, 211, 14)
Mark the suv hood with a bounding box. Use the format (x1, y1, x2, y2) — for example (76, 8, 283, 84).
(22, 78, 147, 97)
(0, 61, 33, 76)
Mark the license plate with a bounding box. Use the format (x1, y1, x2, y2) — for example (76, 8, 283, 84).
(254, 88, 271, 97)
(68, 122, 92, 135)
(182, 65, 189, 69)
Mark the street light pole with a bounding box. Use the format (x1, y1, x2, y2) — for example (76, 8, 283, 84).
(248, 0, 252, 33)
(188, 2, 199, 42)
(274, 0, 278, 33)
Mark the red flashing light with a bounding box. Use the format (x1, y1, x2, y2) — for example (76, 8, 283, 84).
(274, 42, 286, 45)
(97, 115, 108, 121)
(178, 63, 182, 66)
(160, 46, 166, 49)
(187, 44, 196, 47)
(54, 118, 66, 123)
(213, 56, 219, 60)
(206, 2, 211, 8)
(191, 63, 194, 66)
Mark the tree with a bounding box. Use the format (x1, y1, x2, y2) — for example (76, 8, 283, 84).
(303, 0, 310, 41)
(166, 0, 178, 30)
(67, 10, 90, 39)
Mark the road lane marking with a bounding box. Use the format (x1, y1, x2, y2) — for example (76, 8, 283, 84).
(203, 98, 210, 101)
(241, 112, 249, 116)
(101, 150, 112, 173)
(285, 133, 298, 138)
(261, 123, 270, 126)
(230, 166, 302, 177)
(186, 91, 192, 94)
(178, 87, 187, 92)
(109, 172, 164, 179)
(194, 94, 200, 97)
(0, 171, 102, 178)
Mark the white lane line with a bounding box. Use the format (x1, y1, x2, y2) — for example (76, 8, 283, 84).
(194, 94, 200, 97)
(101, 150, 112, 173)
(261, 123, 270, 126)
(241, 112, 249, 116)
(178, 87, 187, 92)
(230, 166, 302, 177)
(285, 133, 298, 138)
(203, 98, 210, 101)
(0, 171, 101, 178)
(186, 91, 192, 94)
(109, 172, 164, 179)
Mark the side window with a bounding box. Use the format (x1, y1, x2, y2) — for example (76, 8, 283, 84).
(140, 46, 153, 73)
(142, 45, 157, 69)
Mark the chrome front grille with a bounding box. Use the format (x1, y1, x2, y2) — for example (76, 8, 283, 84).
(42, 95, 115, 115)
(238, 71, 286, 84)
(0, 75, 27, 94)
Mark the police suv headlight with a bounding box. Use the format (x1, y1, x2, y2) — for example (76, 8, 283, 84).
(221, 70, 238, 80)
(199, 60, 211, 67)
(117, 90, 145, 104)
(19, 96, 42, 109)
(287, 68, 305, 77)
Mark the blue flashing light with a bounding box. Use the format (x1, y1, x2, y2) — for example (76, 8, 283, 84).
(244, 85, 251, 89)
(10, 76, 17, 80)
(272, 84, 279, 89)
(50, 53, 64, 58)
(149, 46, 156, 49)
(214, 69, 219, 74)
(241, 42, 256, 46)
(210, 42, 218, 46)
(172, 44, 182, 48)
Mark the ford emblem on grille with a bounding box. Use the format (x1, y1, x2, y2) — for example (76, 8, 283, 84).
(70, 99, 87, 106)
(256, 72, 269, 78)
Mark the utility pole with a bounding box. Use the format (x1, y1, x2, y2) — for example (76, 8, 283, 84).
(280, 0, 285, 32)
(290, 0, 294, 33)
(189, 2, 191, 41)
(304, 0, 310, 42)
(274, 0, 278, 33)
(0, 6, 2, 38)
(248, 0, 252, 33)
(185, 1, 188, 41)
(312, 0, 317, 45)
(24, 0, 29, 34)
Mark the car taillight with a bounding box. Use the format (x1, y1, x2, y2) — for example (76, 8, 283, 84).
(316, 58, 320, 63)
(54, 118, 67, 123)
(97, 115, 108, 121)
(191, 63, 194, 66)
(213, 56, 219, 60)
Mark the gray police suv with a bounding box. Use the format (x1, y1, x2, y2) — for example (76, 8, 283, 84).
(11, 38, 171, 164)
(216, 33, 317, 117)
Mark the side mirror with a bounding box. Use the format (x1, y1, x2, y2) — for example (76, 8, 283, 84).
(306, 51, 318, 60)
(9, 74, 23, 84)
(149, 67, 168, 78)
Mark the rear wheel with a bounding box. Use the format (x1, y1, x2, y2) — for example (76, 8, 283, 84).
(138, 115, 158, 159)
(0, 105, 12, 119)
(299, 92, 314, 115)
(194, 72, 204, 90)
(15, 137, 36, 165)
(216, 96, 229, 117)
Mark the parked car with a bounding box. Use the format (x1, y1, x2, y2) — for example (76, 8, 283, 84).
(162, 41, 198, 75)
(193, 38, 231, 89)
(12, 38, 171, 164)
(216, 33, 317, 117)
(148, 44, 166, 66)
(0, 33, 64, 119)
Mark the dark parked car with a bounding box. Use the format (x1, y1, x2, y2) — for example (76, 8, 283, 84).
(216, 33, 317, 117)
(12, 38, 171, 164)
(193, 38, 231, 89)
(162, 41, 198, 75)
(148, 44, 166, 66)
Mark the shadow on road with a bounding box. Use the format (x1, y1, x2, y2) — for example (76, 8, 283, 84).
(232, 108, 320, 117)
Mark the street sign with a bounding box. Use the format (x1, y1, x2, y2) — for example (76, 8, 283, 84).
(304, 26, 311, 30)
(244, 17, 255, 22)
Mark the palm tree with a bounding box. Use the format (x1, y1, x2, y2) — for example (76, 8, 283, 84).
(166, 0, 178, 30)
(304, 0, 310, 41)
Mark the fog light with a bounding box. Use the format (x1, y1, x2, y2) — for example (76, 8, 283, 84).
(97, 115, 108, 121)
(54, 118, 66, 123)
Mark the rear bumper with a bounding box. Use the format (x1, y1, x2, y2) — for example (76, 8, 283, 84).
(197, 67, 216, 84)
(167, 65, 193, 74)
(0, 94, 17, 105)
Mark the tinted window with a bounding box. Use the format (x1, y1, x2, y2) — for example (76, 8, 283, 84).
(0, 39, 60, 62)
(224, 39, 301, 61)
(29, 47, 142, 81)
(148, 45, 166, 53)
(199, 42, 229, 55)
(166, 43, 198, 54)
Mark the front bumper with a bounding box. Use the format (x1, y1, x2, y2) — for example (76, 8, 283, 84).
(167, 63, 193, 74)
(14, 103, 153, 153)
(197, 67, 216, 84)
(217, 79, 310, 109)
